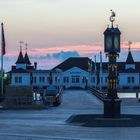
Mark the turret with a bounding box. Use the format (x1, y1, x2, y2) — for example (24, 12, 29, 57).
(125, 41, 135, 69)
(15, 41, 26, 69)
(24, 44, 31, 66)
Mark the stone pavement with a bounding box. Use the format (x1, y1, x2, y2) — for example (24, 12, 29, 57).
(0, 90, 139, 140)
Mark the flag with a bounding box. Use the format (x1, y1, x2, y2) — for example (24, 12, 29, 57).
(88, 59, 92, 72)
(48, 71, 53, 85)
(1, 23, 5, 55)
(30, 72, 33, 85)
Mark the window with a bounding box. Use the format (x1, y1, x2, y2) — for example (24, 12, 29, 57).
(105, 77, 108, 83)
(39, 76, 45, 83)
(71, 76, 80, 83)
(67, 77, 69, 83)
(63, 77, 69, 83)
(127, 77, 135, 84)
(82, 77, 87, 83)
(15, 77, 22, 83)
(47, 77, 50, 83)
(72, 77, 75, 83)
(55, 77, 57, 83)
(92, 77, 95, 83)
(33, 77, 37, 83)
(76, 77, 79, 83)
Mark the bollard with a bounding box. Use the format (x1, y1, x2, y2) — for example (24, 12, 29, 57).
(136, 92, 139, 98)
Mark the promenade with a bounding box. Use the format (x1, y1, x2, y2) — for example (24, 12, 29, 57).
(0, 90, 140, 140)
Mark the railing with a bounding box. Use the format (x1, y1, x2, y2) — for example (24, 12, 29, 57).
(88, 87, 107, 101)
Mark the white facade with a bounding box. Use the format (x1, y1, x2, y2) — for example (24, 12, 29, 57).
(11, 66, 140, 90)
(119, 73, 140, 89)
(11, 69, 63, 88)
(12, 73, 30, 86)
(10, 49, 140, 90)
(62, 67, 89, 88)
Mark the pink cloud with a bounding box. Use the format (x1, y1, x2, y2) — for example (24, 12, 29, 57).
(5, 41, 140, 57)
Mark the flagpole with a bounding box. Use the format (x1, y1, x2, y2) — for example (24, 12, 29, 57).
(1, 23, 3, 97)
(94, 55, 97, 89)
(89, 59, 92, 88)
(1, 23, 5, 98)
(100, 51, 102, 91)
(1, 43, 3, 97)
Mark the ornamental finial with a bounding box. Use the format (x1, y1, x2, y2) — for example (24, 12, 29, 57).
(128, 40, 132, 52)
(19, 41, 24, 52)
(109, 10, 116, 27)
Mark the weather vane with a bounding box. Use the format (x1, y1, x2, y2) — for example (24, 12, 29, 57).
(19, 41, 24, 52)
(109, 9, 116, 27)
(128, 40, 132, 52)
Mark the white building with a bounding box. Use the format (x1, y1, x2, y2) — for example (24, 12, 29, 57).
(9, 48, 140, 90)
(9, 50, 62, 89)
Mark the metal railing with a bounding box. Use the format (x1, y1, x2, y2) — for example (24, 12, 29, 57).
(88, 87, 107, 101)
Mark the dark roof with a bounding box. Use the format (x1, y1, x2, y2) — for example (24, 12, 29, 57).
(24, 52, 31, 65)
(126, 51, 134, 63)
(53, 57, 140, 73)
(15, 51, 25, 64)
(52, 57, 94, 72)
(11, 68, 28, 73)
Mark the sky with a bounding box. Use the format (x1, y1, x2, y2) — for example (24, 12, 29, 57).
(0, 0, 140, 71)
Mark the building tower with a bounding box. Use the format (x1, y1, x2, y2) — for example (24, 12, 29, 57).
(125, 41, 135, 70)
(15, 41, 26, 69)
(24, 43, 31, 66)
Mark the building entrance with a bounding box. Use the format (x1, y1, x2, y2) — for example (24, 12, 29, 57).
(71, 75, 81, 88)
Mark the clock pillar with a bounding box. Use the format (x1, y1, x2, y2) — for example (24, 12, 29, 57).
(103, 10, 121, 118)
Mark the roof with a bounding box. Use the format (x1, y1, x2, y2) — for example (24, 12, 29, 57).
(11, 68, 28, 73)
(15, 51, 25, 64)
(24, 52, 31, 65)
(52, 57, 94, 72)
(104, 26, 121, 35)
(53, 57, 140, 73)
(126, 51, 134, 64)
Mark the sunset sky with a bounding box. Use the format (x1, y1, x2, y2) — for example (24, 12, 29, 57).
(0, 0, 140, 70)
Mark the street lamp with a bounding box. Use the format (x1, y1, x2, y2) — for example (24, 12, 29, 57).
(103, 10, 121, 118)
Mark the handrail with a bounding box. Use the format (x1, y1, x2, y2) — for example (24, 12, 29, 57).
(88, 87, 107, 101)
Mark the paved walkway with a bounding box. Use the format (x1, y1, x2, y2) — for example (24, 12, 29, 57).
(0, 90, 139, 140)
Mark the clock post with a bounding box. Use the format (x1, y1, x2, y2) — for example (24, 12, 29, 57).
(103, 10, 121, 118)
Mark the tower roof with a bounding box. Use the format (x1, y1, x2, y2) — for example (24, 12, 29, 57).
(15, 51, 25, 64)
(126, 50, 134, 64)
(24, 52, 31, 65)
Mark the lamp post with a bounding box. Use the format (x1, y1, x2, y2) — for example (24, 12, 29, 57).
(103, 10, 121, 118)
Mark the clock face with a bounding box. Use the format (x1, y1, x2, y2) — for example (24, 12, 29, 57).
(105, 36, 112, 51)
(114, 36, 120, 52)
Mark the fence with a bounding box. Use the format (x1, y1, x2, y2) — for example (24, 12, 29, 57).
(88, 87, 107, 101)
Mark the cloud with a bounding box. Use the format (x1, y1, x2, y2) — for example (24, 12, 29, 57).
(49, 50, 80, 60)
(3, 41, 140, 72)
(3, 50, 80, 72)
